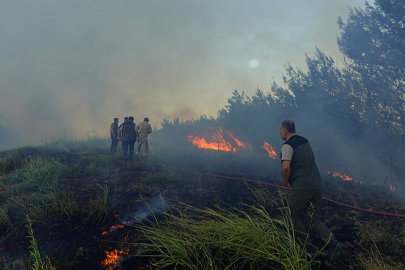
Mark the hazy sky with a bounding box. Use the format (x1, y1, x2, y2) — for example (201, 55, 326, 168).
(0, 0, 367, 145)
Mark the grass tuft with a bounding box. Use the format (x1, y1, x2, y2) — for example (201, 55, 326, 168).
(2, 157, 74, 192)
(0, 204, 12, 227)
(26, 215, 54, 270)
(84, 184, 112, 225)
(132, 198, 319, 269)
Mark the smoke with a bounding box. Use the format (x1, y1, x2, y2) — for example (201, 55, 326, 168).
(0, 0, 365, 147)
(121, 197, 168, 224)
(0, 116, 22, 151)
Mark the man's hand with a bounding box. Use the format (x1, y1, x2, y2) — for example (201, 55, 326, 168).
(281, 160, 291, 189)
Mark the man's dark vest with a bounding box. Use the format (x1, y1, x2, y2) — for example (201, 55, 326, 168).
(121, 122, 136, 142)
(283, 135, 322, 190)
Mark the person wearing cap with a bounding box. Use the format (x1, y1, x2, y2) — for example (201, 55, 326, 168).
(110, 118, 119, 153)
(136, 118, 152, 156)
(279, 120, 343, 261)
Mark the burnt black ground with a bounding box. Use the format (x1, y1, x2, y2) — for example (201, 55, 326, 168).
(1, 144, 405, 270)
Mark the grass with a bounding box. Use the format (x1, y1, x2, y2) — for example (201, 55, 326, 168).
(139, 172, 176, 186)
(83, 184, 112, 225)
(131, 194, 319, 270)
(75, 150, 116, 177)
(358, 238, 404, 270)
(355, 219, 405, 270)
(46, 189, 81, 224)
(4, 184, 114, 230)
(0, 148, 116, 233)
(40, 132, 110, 153)
(1, 138, 404, 269)
(1, 157, 75, 192)
(26, 215, 54, 270)
(15, 188, 82, 226)
(0, 150, 24, 174)
(0, 204, 12, 227)
(0, 157, 78, 232)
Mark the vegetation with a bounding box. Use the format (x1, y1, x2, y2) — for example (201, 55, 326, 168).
(0, 136, 404, 269)
(1, 1, 405, 269)
(132, 197, 320, 269)
(26, 216, 54, 270)
(0, 138, 120, 269)
(154, 0, 405, 197)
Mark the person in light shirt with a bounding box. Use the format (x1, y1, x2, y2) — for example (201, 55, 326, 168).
(136, 118, 152, 156)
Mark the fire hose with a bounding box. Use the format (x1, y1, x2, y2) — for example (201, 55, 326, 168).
(204, 173, 405, 219)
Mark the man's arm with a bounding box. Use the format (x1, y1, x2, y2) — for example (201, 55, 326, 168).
(110, 123, 114, 138)
(118, 126, 123, 141)
(281, 160, 291, 189)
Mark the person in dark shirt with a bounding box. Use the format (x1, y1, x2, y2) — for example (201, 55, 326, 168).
(279, 120, 343, 261)
(119, 116, 137, 162)
(118, 117, 129, 140)
(110, 118, 119, 153)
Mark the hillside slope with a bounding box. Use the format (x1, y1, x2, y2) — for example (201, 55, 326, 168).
(0, 140, 404, 269)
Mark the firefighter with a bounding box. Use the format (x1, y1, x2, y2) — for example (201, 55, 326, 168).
(120, 116, 137, 162)
(136, 117, 152, 156)
(279, 120, 343, 261)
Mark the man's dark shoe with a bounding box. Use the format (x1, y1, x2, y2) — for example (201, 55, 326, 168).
(327, 240, 343, 262)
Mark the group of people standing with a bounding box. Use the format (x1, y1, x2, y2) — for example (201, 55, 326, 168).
(110, 116, 152, 161)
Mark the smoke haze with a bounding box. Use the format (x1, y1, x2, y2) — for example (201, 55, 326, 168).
(0, 0, 365, 148)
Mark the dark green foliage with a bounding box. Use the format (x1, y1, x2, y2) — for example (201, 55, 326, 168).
(337, 1, 405, 135)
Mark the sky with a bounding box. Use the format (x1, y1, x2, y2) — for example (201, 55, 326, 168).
(0, 0, 367, 146)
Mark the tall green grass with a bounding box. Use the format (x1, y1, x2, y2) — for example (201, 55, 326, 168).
(84, 184, 112, 225)
(0, 150, 25, 174)
(2, 157, 75, 192)
(132, 198, 319, 269)
(26, 216, 54, 270)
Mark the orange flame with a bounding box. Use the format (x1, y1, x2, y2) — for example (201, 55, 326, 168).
(102, 224, 125, 236)
(110, 224, 124, 230)
(226, 130, 252, 150)
(187, 128, 250, 152)
(262, 141, 277, 159)
(100, 249, 129, 269)
(326, 169, 354, 182)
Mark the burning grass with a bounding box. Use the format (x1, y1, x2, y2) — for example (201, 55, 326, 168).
(100, 249, 129, 269)
(1, 138, 405, 269)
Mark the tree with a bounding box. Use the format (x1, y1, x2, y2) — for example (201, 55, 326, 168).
(337, 1, 405, 136)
